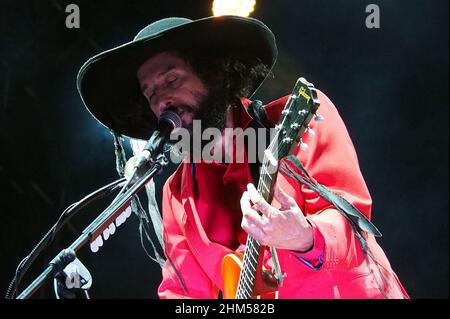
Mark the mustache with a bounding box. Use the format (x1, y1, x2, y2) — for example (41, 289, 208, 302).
(165, 104, 195, 115)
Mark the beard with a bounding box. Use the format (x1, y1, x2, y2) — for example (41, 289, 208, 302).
(191, 88, 229, 132)
(166, 88, 228, 133)
(192, 89, 229, 157)
(166, 88, 230, 162)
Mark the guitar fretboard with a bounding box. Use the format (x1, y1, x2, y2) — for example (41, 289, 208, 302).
(234, 77, 320, 299)
(235, 145, 278, 299)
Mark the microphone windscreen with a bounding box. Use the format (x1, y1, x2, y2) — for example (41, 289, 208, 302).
(158, 111, 182, 131)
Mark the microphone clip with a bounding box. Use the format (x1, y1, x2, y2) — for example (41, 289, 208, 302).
(52, 249, 92, 299)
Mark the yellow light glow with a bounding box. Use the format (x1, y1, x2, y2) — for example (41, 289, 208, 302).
(212, 0, 256, 17)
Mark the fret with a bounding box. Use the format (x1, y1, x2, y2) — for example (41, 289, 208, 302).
(259, 177, 272, 193)
(248, 251, 258, 266)
(249, 238, 261, 250)
(242, 270, 255, 283)
(241, 259, 256, 274)
(242, 275, 253, 292)
(242, 260, 257, 273)
(237, 290, 251, 299)
(250, 242, 261, 255)
(242, 261, 256, 275)
(237, 273, 254, 297)
(258, 161, 277, 205)
(237, 276, 253, 299)
(260, 181, 270, 196)
(260, 165, 274, 179)
(248, 238, 261, 253)
(264, 149, 278, 167)
(257, 180, 271, 198)
(237, 236, 260, 297)
(241, 264, 256, 278)
(256, 187, 267, 200)
(242, 271, 255, 284)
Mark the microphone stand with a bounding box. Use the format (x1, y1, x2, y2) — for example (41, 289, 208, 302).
(16, 154, 169, 299)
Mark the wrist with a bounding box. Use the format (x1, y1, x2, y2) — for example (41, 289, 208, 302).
(291, 221, 314, 253)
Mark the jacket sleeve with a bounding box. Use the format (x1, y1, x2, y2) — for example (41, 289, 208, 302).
(158, 177, 219, 299)
(265, 90, 373, 272)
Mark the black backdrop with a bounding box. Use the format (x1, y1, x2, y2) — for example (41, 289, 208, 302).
(0, 0, 448, 298)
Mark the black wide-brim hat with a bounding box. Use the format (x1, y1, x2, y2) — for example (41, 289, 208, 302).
(77, 16, 277, 140)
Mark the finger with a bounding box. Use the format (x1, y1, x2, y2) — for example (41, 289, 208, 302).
(274, 186, 297, 210)
(242, 206, 267, 228)
(246, 183, 274, 217)
(241, 218, 267, 244)
(241, 192, 268, 226)
(240, 191, 253, 213)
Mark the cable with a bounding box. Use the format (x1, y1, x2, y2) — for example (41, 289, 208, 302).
(5, 177, 126, 299)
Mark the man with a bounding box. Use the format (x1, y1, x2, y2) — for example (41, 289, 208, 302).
(77, 16, 408, 298)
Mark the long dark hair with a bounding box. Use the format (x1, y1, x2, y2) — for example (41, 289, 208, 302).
(179, 49, 271, 107)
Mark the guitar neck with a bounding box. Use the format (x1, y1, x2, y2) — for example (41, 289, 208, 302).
(235, 236, 261, 299)
(234, 77, 321, 299)
(235, 154, 278, 299)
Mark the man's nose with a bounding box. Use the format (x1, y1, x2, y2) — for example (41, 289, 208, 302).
(152, 92, 174, 114)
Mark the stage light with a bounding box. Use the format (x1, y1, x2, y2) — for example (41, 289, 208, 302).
(212, 0, 256, 17)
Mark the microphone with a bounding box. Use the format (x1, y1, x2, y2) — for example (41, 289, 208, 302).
(143, 110, 182, 156)
(126, 111, 182, 179)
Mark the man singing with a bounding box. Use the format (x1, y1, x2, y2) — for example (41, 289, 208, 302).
(77, 16, 408, 299)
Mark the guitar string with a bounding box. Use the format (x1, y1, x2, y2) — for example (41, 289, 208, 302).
(237, 121, 284, 295)
(237, 91, 316, 296)
(237, 91, 313, 297)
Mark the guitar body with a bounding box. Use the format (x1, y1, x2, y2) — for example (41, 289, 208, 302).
(221, 253, 278, 299)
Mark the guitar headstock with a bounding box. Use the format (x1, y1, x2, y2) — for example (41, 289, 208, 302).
(271, 77, 321, 160)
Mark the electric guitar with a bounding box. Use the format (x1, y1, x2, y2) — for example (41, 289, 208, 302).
(221, 77, 321, 299)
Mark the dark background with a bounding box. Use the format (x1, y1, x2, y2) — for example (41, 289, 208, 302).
(0, 0, 448, 299)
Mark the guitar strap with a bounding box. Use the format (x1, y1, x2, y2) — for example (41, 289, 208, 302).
(246, 100, 400, 297)
(278, 155, 381, 237)
(278, 155, 407, 298)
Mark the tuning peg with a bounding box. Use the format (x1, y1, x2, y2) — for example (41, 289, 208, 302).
(307, 127, 316, 137)
(290, 123, 301, 130)
(300, 139, 309, 151)
(314, 113, 325, 122)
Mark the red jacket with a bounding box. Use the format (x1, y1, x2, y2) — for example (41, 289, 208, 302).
(158, 91, 408, 299)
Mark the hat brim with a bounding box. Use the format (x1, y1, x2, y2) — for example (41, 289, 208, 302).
(77, 16, 277, 140)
